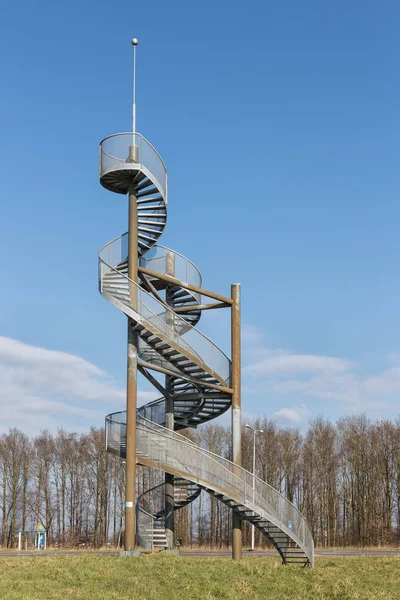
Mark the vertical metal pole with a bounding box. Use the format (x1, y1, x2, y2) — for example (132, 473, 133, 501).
(165, 251, 175, 549)
(251, 430, 256, 551)
(231, 283, 242, 560)
(125, 181, 138, 551)
(131, 38, 139, 139)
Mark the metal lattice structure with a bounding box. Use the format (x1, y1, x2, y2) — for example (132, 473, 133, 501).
(98, 41, 314, 567)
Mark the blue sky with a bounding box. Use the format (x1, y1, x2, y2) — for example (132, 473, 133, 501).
(0, 0, 399, 433)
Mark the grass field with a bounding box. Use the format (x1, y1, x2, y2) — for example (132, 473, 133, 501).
(0, 554, 399, 600)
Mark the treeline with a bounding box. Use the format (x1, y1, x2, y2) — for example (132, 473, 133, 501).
(1, 415, 399, 549)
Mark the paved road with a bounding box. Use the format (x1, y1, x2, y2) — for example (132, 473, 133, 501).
(184, 550, 400, 557)
(0, 549, 399, 558)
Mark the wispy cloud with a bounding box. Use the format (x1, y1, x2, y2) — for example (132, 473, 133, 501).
(242, 323, 400, 422)
(245, 354, 353, 377)
(0, 336, 157, 435)
(272, 405, 311, 424)
(242, 324, 265, 346)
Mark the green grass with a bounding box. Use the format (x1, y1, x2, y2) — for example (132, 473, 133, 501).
(0, 554, 399, 600)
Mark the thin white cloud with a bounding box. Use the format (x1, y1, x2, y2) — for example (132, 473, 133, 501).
(245, 353, 353, 377)
(242, 324, 265, 345)
(271, 372, 360, 402)
(137, 390, 160, 406)
(242, 326, 400, 419)
(0, 336, 157, 435)
(0, 336, 124, 404)
(364, 366, 400, 397)
(272, 405, 311, 424)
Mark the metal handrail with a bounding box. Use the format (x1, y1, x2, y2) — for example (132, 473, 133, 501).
(141, 243, 203, 287)
(99, 132, 168, 201)
(98, 232, 127, 256)
(135, 420, 249, 492)
(107, 410, 313, 550)
(100, 266, 204, 373)
(136, 415, 312, 528)
(140, 419, 313, 558)
(107, 411, 197, 448)
(99, 256, 231, 385)
(137, 482, 165, 506)
(136, 394, 208, 428)
(136, 505, 156, 550)
(106, 411, 241, 488)
(99, 132, 167, 173)
(101, 258, 228, 367)
(137, 505, 156, 520)
(99, 234, 202, 290)
(107, 414, 313, 562)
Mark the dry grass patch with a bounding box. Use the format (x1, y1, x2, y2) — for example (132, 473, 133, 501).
(0, 554, 398, 599)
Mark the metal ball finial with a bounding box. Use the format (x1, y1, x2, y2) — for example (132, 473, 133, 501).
(131, 38, 139, 46)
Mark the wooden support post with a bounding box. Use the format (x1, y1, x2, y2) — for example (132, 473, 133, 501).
(165, 251, 175, 549)
(125, 180, 138, 551)
(231, 283, 242, 560)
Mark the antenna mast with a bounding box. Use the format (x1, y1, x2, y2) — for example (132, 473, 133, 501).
(131, 38, 138, 134)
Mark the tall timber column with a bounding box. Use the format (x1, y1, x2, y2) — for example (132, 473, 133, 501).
(125, 178, 139, 551)
(231, 283, 242, 560)
(165, 251, 175, 549)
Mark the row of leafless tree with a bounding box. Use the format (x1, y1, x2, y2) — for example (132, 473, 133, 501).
(1, 414, 399, 548)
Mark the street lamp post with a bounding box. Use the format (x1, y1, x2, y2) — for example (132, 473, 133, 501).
(245, 424, 264, 552)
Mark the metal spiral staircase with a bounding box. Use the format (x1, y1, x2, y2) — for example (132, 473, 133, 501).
(98, 129, 314, 567)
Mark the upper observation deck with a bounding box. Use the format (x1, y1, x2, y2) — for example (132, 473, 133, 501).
(99, 132, 168, 199)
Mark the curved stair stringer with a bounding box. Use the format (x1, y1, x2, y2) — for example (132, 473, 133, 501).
(100, 173, 167, 257)
(100, 267, 231, 389)
(100, 236, 232, 429)
(134, 417, 314, 566)
(137, 391, 232, 430)
(136, 478, 202, 550)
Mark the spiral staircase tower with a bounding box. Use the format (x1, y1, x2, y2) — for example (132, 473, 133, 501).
(99, 41, 314, 567)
